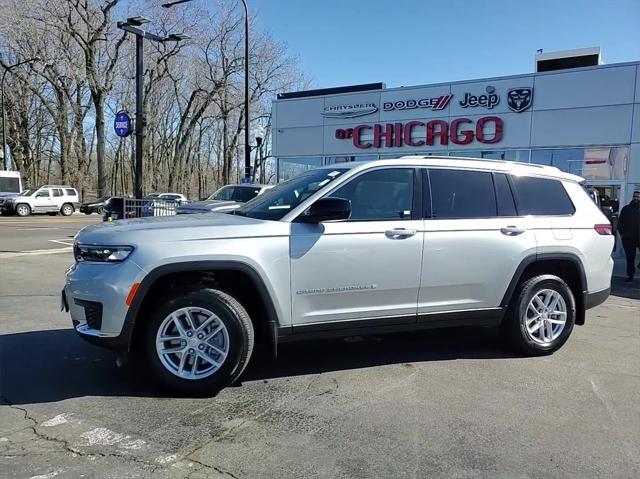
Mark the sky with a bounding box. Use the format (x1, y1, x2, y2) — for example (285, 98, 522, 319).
(250, 0, 640, 89)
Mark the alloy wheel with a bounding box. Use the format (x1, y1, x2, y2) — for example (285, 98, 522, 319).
(155, 307, 229, 380)
(523, 289, 567, 345)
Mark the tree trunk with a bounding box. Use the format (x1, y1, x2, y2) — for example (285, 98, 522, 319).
(93, 92, 107, 197)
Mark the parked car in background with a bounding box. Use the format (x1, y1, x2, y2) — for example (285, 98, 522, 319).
(80, 196, 111, 215)
(146, 192, 188, 205)
(1, 186, 79, 216)
(177, 184, 272, 214)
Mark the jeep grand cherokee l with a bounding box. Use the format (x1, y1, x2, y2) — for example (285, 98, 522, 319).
(63, 157, 614, 395)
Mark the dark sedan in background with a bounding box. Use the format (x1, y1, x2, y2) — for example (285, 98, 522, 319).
(80, 196, 111, 215)
(176, 184, 272, 214)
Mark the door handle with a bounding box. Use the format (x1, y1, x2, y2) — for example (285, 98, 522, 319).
(385, 228, 417, 239)
(500, 226, 525, 236)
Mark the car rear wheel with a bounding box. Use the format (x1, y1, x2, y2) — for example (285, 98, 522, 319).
(96, 206, 105, 215)
(15, 203, 30, 217)
(143, 287, 254, 396)
(502, 274, 575, 355)
(60, 203, 74, 216)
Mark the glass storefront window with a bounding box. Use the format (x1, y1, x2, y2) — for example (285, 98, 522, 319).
(379, 151, 447, 159)
(325, 155, 379, 164)
(277, 157, 323, 182)
(531, 147, 628, 180)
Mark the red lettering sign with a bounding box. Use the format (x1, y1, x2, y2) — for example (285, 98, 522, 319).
(344, 117, 504, 149)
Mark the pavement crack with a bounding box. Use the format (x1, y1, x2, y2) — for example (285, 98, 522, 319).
(0, 396, 160, 472)
(185, 457, 241, 479)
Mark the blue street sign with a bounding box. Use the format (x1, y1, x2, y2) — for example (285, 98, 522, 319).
(114, 111, 132, 138)
(240, 177, 251, 184)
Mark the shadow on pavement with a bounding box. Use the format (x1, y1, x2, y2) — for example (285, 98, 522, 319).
(610, 276, 640, 300)
(1, 325, 516, 404)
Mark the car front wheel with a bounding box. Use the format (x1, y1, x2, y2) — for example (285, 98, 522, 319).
(502, 274, 576, 355)
(143, 287, 254, 396)
(15, 203, 31, 217)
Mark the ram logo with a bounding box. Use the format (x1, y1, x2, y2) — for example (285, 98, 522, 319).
(507, 87, 533, 113)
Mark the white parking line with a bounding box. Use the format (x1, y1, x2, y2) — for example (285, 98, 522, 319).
(16, 227, 60, 231)
(0, 247, 72, 258)
(49, 239, 74, 246)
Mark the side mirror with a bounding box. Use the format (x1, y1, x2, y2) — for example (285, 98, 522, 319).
(299, 197, 351, 223)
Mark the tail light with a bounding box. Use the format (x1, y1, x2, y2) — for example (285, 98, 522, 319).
(594, 224, 612, 236)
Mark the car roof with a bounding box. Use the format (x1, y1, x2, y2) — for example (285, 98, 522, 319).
(40, 185, 76, 189)
(316, 156, 584, 182)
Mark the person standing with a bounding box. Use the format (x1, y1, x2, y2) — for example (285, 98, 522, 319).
(617, 191, 640, 282)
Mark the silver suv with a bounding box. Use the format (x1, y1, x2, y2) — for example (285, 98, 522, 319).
(2, 186, 79, 216)
(63, 157, 614, 395)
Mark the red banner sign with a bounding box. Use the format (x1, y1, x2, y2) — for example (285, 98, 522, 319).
(335, 116, 503, 149)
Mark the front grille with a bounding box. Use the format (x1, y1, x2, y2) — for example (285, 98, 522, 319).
(74, 299, 103, 330)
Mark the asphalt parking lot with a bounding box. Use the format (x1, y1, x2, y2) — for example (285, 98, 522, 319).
(0, 214, 100, 254)
(1, 223, 639, 479)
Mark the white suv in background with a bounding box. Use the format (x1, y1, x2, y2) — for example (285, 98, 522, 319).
(2, 186, 79, 216)
(64, 157, 614, 395)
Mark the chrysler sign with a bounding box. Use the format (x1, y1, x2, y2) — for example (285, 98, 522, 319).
(321, 103, 378, 118)
(335, 116, 503, 148)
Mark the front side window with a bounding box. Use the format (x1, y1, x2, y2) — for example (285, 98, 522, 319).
(330, 168, 414, 221)
(511, 176, 575, 216)
(429, 169, 497, 219)
(236, 168, 348, 221)
(36, 189, 51, 198)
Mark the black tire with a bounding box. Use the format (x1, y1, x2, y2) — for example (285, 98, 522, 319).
(143, 287, 254, 396)
(501, 274, 576, 356)
(96, 206, 105, 215)
(60, 203, 74, 216)
(15, 203, 30, 217)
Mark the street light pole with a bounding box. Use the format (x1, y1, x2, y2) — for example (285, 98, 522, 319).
(163, 0, 251, 181)
(135, 34, 144, 199)
(241, 0, 250, 181)
(1, 57, 39, 170)
(118, 17, 186, 198)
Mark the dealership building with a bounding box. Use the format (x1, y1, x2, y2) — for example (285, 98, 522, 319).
(271, 48, 640, 227)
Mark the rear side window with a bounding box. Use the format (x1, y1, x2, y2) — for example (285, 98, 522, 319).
(65, 189, 77, 196)
(52, 188, 63, 197)
(511, 176, 575, 216)
(494, 174, 517, 216)
(429, 169, 497, 219)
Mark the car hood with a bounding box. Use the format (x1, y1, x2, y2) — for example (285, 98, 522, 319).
(76, 212, 289, 245)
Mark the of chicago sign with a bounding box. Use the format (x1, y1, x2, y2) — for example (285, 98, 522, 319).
(335, 116, 503, 149)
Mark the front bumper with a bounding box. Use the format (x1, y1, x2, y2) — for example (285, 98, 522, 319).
(64, 259, 145, 351)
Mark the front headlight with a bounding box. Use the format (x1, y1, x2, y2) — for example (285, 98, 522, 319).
(74, 245, 133, 263)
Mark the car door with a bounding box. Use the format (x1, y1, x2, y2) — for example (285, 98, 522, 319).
(418, 168, 537, 319)
(51, 188, 64, 210)
(33, 188, 53, 212)
(290, 167, 424, 326)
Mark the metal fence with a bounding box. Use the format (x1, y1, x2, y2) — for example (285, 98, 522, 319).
(104, 197, 178, 221)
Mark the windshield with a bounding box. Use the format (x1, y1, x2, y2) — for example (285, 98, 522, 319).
(209, 185, 261, 203)
(235, 168, 348, 221)
(19, 189, 34, 196)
